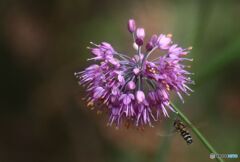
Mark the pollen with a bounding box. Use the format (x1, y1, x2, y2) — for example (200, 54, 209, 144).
(166, 84, 170, 91)
(97, 110, 102, 115)
(87, 101, 94, 107)
(167, 33, 173, 38)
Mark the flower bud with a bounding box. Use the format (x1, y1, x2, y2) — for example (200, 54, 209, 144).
(136, 90, 145, 103)
(127, 81, 136, 90)
(133, 68, 140, 75)
(146, 34, 158, 51)
(146, 42, 153, 51)
(135, 28, 145, 46)
(133, 42, 138, 50)
(127, 19, 136, 33)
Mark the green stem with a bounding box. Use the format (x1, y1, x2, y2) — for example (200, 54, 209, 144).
(170, 102, 225, 162)
(141, 46, 157, 69)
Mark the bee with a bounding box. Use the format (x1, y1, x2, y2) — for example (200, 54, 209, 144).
(173, 119, 193, 145)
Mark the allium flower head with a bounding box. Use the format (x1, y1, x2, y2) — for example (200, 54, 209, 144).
(75, 19, 194, 128)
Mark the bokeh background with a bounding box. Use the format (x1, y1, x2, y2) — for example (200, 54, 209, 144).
(0, 0, 240, 162)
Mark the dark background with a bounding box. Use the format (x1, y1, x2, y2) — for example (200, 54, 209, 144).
(0, 0, 239, 162)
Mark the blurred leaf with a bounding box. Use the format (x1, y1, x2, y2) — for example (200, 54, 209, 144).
(195, 37, 240, 85)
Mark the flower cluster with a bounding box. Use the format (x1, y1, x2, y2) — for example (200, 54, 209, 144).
(75, 19, 194, 128)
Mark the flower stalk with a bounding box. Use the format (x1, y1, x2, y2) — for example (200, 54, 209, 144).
(170, 102, 225, 162)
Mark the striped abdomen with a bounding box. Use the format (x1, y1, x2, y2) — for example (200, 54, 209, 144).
(180, 129, 193, 145)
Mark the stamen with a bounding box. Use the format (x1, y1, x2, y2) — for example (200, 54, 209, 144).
(167, 33, 173, 38)
(97, 110, 102, 115)
(166, 84, 170, 91)
(90, 42, 99, 47)
(87, 101, 94, 107)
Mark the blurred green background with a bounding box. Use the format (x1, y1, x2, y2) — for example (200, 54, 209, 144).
(0, 0, 240, 162)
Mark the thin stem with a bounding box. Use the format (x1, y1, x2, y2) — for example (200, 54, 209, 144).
(115, 52, 132, 60)
(138, 46, 141, 55)
(145, 46, 158, 60)
(141, 46, 158, 69)
(151, 56, 161, 62)
(132, 33, 135, 42)
(137, 76, 141, 90)
(137, 46, 142, 66)
(170, 102, 225, 162)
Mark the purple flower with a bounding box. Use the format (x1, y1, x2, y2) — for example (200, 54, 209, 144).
(120, 93, 134, 105)
(89, 42, 115, 61)
(75, 19, 194, 128)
